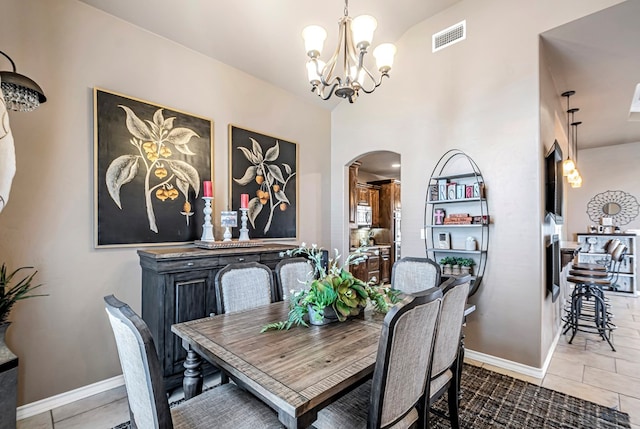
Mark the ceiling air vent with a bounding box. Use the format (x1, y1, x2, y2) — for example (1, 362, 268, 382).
(432, 20, 466, 53)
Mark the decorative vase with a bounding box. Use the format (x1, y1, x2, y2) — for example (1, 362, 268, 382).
(0, 322, 18, 429)
(308, 305, 340, 326)
(461, 266, 472, 275)
(442, 264, 452, 275)
(452, 264, 461, 275)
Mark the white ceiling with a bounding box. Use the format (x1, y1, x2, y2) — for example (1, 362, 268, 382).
(542, 1, 640, 150)
(79, 0, 640, 162)
(79, 0, 461, 110)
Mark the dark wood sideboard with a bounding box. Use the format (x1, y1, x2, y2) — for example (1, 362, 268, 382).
(138, 243, 296, 392)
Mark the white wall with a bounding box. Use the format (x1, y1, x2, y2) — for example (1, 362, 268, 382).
(0, 0, 331, 404)
(567, 141, 640, 238)
(330, 0, 623, 368)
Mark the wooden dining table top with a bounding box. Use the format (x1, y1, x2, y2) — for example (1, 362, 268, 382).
(171, 301, 384, 428)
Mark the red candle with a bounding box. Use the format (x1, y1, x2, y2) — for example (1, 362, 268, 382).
(203, 181, 213, 197)
(240, 193, 249, 209)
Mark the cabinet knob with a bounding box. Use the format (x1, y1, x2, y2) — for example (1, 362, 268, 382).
(209, 313, 215, 317)
(186, 262, 194, 266)
(238, 257, 245, 262)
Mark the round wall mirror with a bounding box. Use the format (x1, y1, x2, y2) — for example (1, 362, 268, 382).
(603, 202, 622, 216)
(587, 190, 640, 226)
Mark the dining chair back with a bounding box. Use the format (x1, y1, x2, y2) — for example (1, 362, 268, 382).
(104, 294, 284, 429)
(391, 257, 441, 295)
(427, 275, 472, 429)
(274, 257, 313, 301)
(215, 262, 274, 314)
(313, 287, 443, 429)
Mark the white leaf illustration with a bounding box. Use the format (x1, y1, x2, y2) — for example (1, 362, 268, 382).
(153, 109, 164, 127)
(250, 138, 264, 163)
(119, 105, 152, 141)
(237, 146, 258, 164)
(264, 142, 279, 162)
(233, 165, 257, 186)
(165, 127, 199, 155)
(106, 155, 140, 209)
(275, 189, 290, 204)
(267, 164, 285, 183)
(167, 160, 200, 196)
(163, 117, 175, 130)
(248, 197, 263, 228)
(283, 163, 292, 175)
(176, 177, 190, 199)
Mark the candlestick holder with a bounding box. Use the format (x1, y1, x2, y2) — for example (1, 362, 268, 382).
(200, 197, 215, 242)
(239, 208, 250, 241)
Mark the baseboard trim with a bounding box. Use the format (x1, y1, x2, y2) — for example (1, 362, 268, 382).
(17, 375, 125, 420)
(465, 331, 560, 380)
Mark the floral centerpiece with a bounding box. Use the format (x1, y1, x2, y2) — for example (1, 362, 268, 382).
(262, 244, 400, 331)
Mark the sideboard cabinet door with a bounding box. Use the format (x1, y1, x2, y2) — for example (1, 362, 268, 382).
(138, 244, 295, 392)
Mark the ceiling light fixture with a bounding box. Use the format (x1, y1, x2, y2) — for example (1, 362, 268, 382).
(302, 0, 396, 103)
(0, 50, 46, 112)
(561, 90, 582, 188)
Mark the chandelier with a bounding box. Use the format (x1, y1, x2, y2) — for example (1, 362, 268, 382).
(561, 90, 582, 188)
(302, 0, 397, 103)
(0, 51, 46, 112)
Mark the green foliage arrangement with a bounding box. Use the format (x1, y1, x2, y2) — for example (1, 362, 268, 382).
(262, 244, 400, 332)
(0, 264, 46, 325)
(439, 256, 475, 267)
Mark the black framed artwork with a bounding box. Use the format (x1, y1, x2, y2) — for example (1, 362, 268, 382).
(228, 125, 297, 240)
(94, 88, 213, 247)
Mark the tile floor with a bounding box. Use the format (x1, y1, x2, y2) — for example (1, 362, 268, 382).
(16, 294, 640, 429)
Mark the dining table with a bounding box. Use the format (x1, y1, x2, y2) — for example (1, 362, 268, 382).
(171, 301, 384, 429)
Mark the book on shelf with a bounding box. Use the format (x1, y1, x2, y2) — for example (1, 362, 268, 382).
(444, 217, 473, 225)
(448, 213, 470, 218)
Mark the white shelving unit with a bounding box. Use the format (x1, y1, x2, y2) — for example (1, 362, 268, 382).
(576, 233, 637, 295)
(424, 150, 489, 296)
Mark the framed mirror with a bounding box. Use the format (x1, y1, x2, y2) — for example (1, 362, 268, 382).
(587, 190, 639, 226)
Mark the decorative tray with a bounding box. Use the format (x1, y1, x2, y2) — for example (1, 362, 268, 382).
(193, 240, 265, 250)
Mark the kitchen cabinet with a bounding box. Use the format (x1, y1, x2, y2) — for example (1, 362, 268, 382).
(349, 163, 359, 223)
(575, 233, 637, 295)
(350, 257, 368, 282)
(138, 244, 295, 392)
(357, 183, 370, 205)
(374, 180, 400, 229)
(424, 150, 489, 297)
(380, 247, 391, 284)
(369, 186, 380, 227)
(367, 254, 380, 283)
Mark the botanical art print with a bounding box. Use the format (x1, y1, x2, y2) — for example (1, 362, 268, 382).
(229, 125, 297, 239)
(95, 89, 213, 247)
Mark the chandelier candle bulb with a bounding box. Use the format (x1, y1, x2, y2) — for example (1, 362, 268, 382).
(203, 180, 213, 197)
(240, 193, 249, 209)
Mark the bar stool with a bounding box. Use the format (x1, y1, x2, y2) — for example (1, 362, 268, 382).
(562, 241, 626, 351)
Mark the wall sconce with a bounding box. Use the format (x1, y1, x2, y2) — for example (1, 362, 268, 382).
(0, 50, 46, 112)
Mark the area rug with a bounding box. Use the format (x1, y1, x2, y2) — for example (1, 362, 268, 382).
(430, 364, 630, 428)
(113, 364, 631, 428)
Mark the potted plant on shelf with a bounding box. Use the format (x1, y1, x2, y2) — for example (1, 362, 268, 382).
(458, 258, 475, 275)
(439, 256, 457, 275)
(262, 244, 400, 331)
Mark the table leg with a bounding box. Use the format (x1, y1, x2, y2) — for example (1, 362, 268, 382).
(183, 346, 203, 400)
(277, 409, 317, 429)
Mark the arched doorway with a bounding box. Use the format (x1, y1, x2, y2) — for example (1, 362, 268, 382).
(347, 151, 400, 285)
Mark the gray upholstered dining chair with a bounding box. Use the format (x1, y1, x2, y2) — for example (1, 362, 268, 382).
(214, 262, 274, 314)
(103, 294, 284, 429)
(427, 274, 471, 429)
(312, 287, 443, 429)
(275, 257, 313, 301)
(391, 257, 441, 295)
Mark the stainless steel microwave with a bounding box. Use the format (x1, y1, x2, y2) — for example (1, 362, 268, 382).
(356, 205, 372, 227)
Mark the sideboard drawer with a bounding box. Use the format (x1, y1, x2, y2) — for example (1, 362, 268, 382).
(219, 254, 260, 265)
